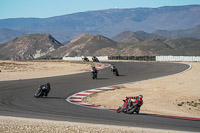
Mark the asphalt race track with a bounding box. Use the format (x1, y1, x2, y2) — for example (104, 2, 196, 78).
(0, 62, 199, 132)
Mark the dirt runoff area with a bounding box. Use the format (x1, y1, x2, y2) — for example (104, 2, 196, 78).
(0, 60, 98, 81)
(86, 62, 200, 118)
(0, 60, 199, 132)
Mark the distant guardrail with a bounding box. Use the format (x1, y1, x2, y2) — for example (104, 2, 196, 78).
(156, 56, 200, 62)
(63, 56, 156, 61)
(62, 56, 200, 62)
(63, 56, 108, 61)
(108, 56, 156, 61)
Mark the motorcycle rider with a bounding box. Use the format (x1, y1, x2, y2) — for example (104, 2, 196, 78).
(110, 64, 115, 71)
(91, 66, 98, 73)
(92, 56, 99, 62)
(82, 56, 89, 62)
(130, 95, 143, 113)
(110, 65, 119, 76)
(40, 83, 51, 97)
(91, 66, 98, 79)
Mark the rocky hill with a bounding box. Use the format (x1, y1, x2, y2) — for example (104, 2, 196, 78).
(0, 5, 200, 43)
(112, 31, 165, 42)
(44, 34, 118, 57)
(0, 34, 62, 60)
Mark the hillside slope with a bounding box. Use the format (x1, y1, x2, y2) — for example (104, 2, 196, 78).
(0, 34, 62, 60)
(112, 31, 165, 42)
(45, 34, 118, 57)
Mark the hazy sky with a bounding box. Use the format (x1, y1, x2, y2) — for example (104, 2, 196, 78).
(1, 0, 200, 19)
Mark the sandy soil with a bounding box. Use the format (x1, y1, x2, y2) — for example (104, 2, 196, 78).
(86, 62, 200, 118)
(0, 60, 199, 132)
(0, 116, 187, 133)
(0, 60, 97, 81)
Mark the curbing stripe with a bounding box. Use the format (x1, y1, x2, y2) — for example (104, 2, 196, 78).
(95, 88, 106, 90)
(67, 86, 116, 110)
(69, 97, 83, 99)
(69, 101, 82, 103)
(75, 94, 89, 96)
(83, 91, 98, 93)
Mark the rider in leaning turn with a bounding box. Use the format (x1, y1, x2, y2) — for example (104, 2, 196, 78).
(40, 83, 51, 97)
(127, 95, 143, 113)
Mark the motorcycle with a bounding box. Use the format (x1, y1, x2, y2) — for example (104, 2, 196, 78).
(91, 70, 98, 79)
(92, 56, 99, 62)
(112, 67, 119, 76)
(34, 83, 51, 98)
(117, 97, 140, 114)
(82, 57, 89, 62)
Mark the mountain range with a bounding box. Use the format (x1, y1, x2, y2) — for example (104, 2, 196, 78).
(1, 5, 200, 44)
(47, 34, 199, 57)
(1, 32, 199, 60)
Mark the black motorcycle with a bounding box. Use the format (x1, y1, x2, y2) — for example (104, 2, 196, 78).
(91, 70, 98, 79)
(34, 83, 51, 98)
(112, 68, 119, 76)
(82, 57, 89, 62)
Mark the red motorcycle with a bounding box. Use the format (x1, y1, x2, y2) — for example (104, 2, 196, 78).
(117, 97, 142, 114)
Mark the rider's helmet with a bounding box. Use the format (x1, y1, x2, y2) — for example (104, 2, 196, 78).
(139, 95, 143, 99)
(47, 83, 50, 88)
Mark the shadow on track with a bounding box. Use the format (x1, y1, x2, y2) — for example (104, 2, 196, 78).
(42, 97, 63, 99)
(118, 75, 126, 77)
(96, 78, 110, 80)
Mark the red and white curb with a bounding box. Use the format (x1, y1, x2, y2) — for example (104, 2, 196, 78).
(66, 86, 116, 111)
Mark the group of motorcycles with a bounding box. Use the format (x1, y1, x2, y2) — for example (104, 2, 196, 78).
(82, 56, 119, 79)
(33, 59, 142, 115)
(82, 56, 99, 62)
(91, 64, 119, 80)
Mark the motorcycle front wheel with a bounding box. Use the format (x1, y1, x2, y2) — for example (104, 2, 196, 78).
(117, 107, 122, 113)
(126, 105, 137, 114)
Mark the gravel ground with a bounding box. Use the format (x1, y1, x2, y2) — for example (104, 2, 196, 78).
(0, 116, 188, 133)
